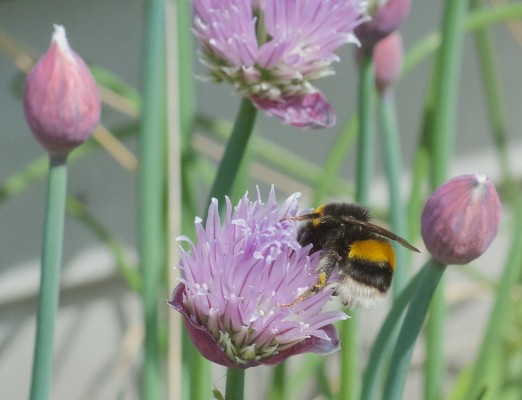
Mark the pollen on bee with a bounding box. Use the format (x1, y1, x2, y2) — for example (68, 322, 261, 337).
(318, 271, 327, 287)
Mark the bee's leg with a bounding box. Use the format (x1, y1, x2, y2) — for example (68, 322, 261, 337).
(310, 249, 341, 293)
(282, 250, 340, 307)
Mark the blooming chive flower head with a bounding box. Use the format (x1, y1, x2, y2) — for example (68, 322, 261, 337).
(193, 0, 368, 128)
(168, 188, 347, 368)
(354, 0, 411, 48)
(421, 174, 501, 265)
(24, 25, 101, 155)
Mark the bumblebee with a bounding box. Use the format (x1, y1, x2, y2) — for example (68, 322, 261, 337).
(284, 202, 420, 309)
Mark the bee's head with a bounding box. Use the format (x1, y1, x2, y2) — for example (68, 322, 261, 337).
(320, 202, 371, 221)
(281, 202, 371, 228)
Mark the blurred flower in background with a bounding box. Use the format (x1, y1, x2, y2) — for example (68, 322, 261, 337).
(354, 0, 411, 48)
(24, 25, 101, 155)
(373, 31, 403, 94)
(192, 0, 368, 128)
(168, 189, 346, 368)
(421, 173, 501, 265)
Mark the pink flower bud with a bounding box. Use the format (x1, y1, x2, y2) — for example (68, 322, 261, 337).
(355, 0, 411, 48)
(421, 174, 501, 265)
(374, 31, 403, 94)
(24, 25, 101, 154)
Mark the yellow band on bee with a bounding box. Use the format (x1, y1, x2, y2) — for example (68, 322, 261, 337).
(348, 239, 396, 269)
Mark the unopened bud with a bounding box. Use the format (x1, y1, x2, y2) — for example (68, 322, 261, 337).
(355, 0, 411, 48)
(374, 31, 403, 93)
(24, 25, 101, 154)
(421, 174, 501, 265)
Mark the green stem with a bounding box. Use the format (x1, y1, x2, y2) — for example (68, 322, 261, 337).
(430, 0, 468, 186)
(466, 3, 522, 31)
(200, 100, 256, 400)
(30, 154, 68, 400)
(470, 0, 517, 204)
(425, 1, 469, 398)
(402, 4, 522, 78)
(187, 344, 210, 400)
(378, 90, 409, 296)
(206, 99, 257, 210)
(407, 146, 429, 240)
(340, 314, 359, 400)
(425, 280, 446, 400)
(360, 266, 428, 400)
(225, 368, 245, 400)
(139, 1, 166, 398)
(340, 46, 376, 400)
(177, 0, 199, 238)
(383, 260, 447, 400)
(467, 200, 522, 399)
(358, 90, 412, 400)
(198, 116, 354, 199)
(169, 1, 209, 399)
(312, 117, 358, 204)
(355, 48, 376, 205)
(269, 361, 286, 400)
(407, 63, 437, 242)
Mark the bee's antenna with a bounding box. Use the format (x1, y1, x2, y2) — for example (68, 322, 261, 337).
(280, 212, 320, 222)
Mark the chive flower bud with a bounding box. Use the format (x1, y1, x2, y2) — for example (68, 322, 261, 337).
(168, 188, 347, 368)
(354, 0, 411, 48)
(421, 173, 501, 265)
(24, 25, 101, 155)
(373, 31, 403, 94)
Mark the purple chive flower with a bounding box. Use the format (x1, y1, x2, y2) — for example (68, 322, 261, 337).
(168, 188, 347, 368)
(24, 25, 101, 155)
(421, 174, 501, 265)
(193, 0, 368, 128)
(354, 0, 411, 48)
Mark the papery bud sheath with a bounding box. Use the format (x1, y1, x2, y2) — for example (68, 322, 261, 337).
(24, 25, 101, 154)
(421, 173, 500, 265)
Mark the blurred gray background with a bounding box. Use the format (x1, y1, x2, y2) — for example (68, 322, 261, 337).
(1, 1, 521, 399)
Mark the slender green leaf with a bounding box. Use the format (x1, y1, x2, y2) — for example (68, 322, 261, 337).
(138, 1, 167, 398)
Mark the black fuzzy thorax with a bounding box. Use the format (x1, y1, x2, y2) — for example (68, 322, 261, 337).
(297, 202, 376, 258)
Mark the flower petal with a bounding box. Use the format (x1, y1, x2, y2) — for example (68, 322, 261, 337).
(260, 324, 340, 366)
(168, 284, 241, 368)
(249, 92, 336, 129)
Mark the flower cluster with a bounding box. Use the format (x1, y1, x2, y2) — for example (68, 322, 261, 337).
(193, 0, 368, 128)
(169, 189, 346, 368)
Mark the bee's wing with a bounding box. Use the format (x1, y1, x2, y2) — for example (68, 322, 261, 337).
(341, 216, 420, 253)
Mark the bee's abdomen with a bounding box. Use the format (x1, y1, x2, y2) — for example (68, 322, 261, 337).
(339, 259, 393, 293)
